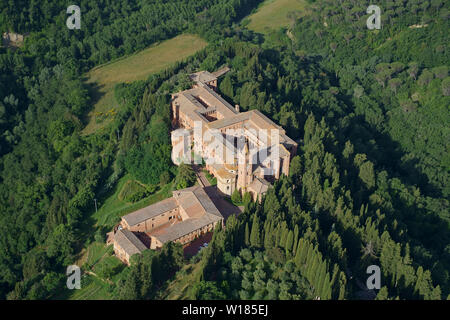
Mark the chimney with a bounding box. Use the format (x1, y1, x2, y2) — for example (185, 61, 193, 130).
(235, 104, 240, 112)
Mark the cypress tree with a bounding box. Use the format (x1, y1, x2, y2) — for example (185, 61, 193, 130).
(264, 221, 273, 249)
(285, 230, 294, 253)
(120, 268, 140, 300)
(320, 273, 332, 300)
(275, 226, 282, 246)
(279, 226, 288, 248)
(244, 222, 250, 247)
(315, 262, 327, 298)
(306, 252, 318, 282)
(414, 266, 424, 297)
(301, 239, 312, 266)
(293, 225, 299, 256)
(220, 75, 234, 99)
(430, 286, 441, 300)
(338, 272, 346, 300)
(294, 239, 303, 267)
(250, 215, 261, 248)
(376, 286, 389, 300)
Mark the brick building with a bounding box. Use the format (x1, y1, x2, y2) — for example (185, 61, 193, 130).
(112, 186, 223, 264)
(171, 69, 297, 201)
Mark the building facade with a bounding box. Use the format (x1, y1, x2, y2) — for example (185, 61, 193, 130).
(112, 186, 223, 264)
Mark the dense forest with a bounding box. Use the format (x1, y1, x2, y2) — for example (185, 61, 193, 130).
(0, 0, 262, 299)
(0, 0, 448, 300)
(187, 0, 449, 300)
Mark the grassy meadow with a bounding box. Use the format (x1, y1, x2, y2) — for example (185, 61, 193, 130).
(91, 174, 175, 230)
(83, 34, 207, 134)
(246, 0, 308, 34)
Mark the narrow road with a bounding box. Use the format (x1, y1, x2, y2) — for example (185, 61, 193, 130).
(192, 164, 211, 187)
(191, 165, 243, 220)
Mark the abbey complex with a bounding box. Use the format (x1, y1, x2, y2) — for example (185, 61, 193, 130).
(111, 69, 297, 264)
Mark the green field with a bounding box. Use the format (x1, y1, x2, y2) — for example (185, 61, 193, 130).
(118, 179, 148, 202)
(246, 0, 308, 34)
(55, 242, 120, 300)
(83, 34, 207, 134)
(157, 262, 203, 300)
(56, 174, 175, 300)
(84, 242, 114, 268)
(92, 175, 174, 230)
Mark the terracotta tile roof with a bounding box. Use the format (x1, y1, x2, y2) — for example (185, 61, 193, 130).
(153, 214, 222, 244)
(191, 186, 223, 218)
(198, 83, 238, 116)
(122, 197, 178, 227)
(208, 112, 251, 129)
(146, 186, 224, 243)
(248, 177, 271, 195)
(212, 66, 230, 78)
(189, 71, 217, 84)
(114, 229, 147, 256)
(210, 163, 236, 179)
(173, 185, 223, 218)
(174, 83, 237, 122)
(248, 109, 280, 130)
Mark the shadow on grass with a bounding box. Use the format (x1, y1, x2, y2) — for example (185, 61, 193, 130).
(80, 75, 110, 128)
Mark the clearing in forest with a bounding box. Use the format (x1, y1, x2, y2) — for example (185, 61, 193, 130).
(83, 34, 207, 134)
(246, 0, 308, 34)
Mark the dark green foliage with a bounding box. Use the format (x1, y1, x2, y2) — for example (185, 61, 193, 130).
(219, 75, 234, 100)
(119, 180, 156, 203)
(0, 0, 448, 301)
(0, 0, 261, 69)
(95, 257, 123, 280)
(183, 5, 449, 297)
(0, 0, 264, 300)
(115, 242, 184, 299)
(231, 188, 242, 204)
(175, 164, 197, 190)
(242, 192, 252, 205)
(191, 281, 227, 300)
(249, 214, 261, 248)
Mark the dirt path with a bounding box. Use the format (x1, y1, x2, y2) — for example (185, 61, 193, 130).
(192, 165, 211, 187)
(192, 165, 243, 221)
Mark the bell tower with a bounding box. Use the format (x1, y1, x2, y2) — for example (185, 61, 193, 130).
(237, 137, 249, 192)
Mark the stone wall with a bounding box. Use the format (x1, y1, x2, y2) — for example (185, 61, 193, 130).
(113, 242, 131, 265)
(126, 207, 180, 233)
